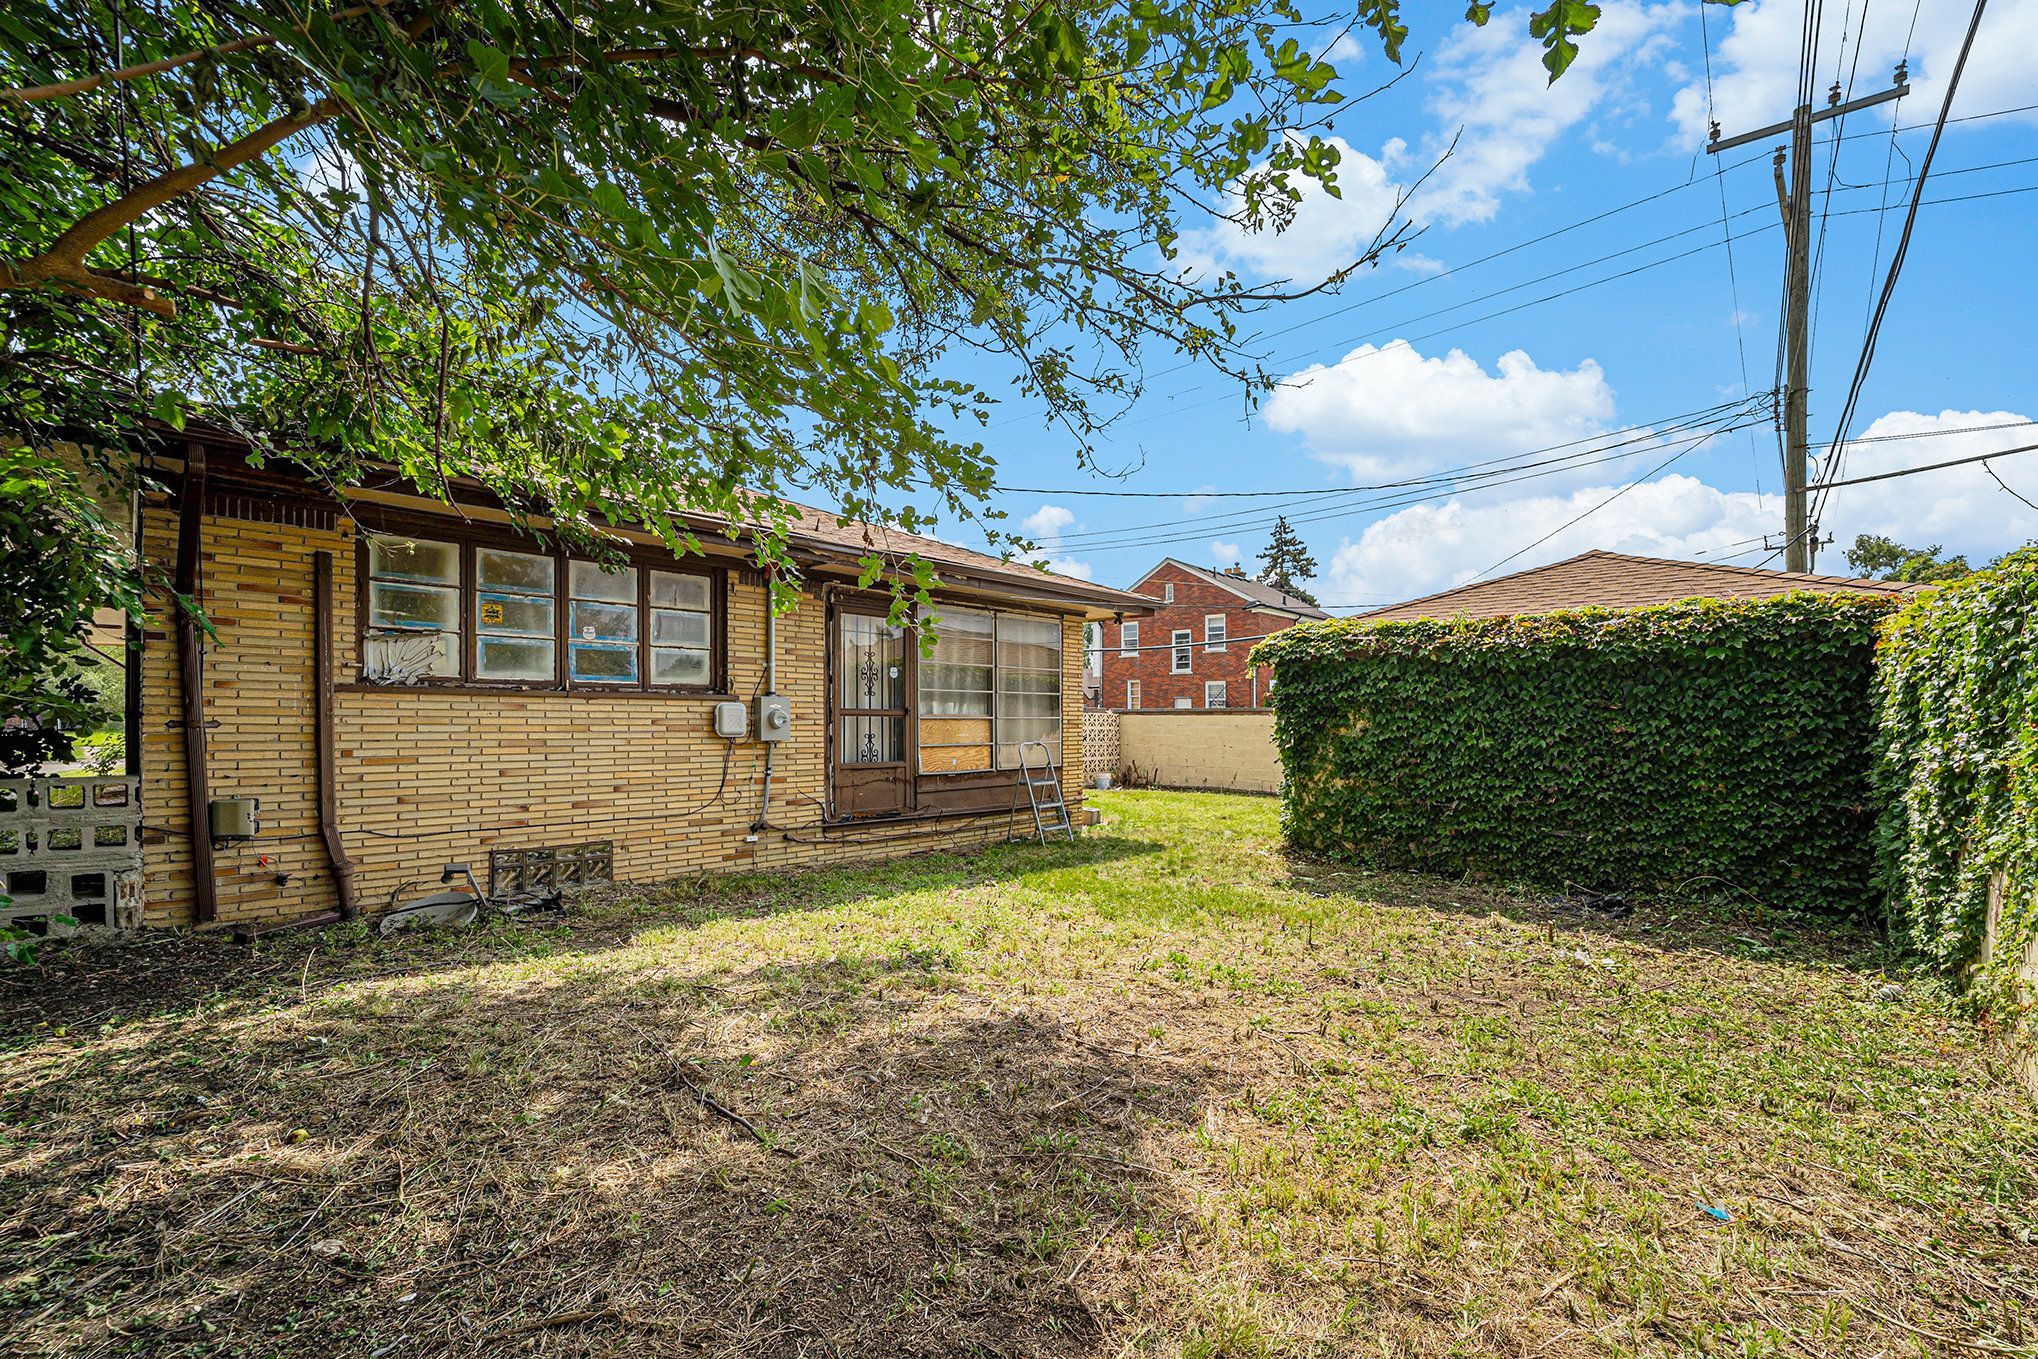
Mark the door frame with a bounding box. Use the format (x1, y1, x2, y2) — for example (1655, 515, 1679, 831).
(825, 595, 918, 820)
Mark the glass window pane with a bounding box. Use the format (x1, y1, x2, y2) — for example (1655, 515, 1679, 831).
(369, 581, 459, 631)
(477, 548, 554, 595)
(569, 560, 638, 602)
(839, 715, 905, 764)
(651, 646, 710, 686)
(570, 642, 638, 682)
(368, 535, 458, 584)
(570, 600, 638, 643)
(650, 571, 710, 610)
(651, 609, 710, 647)
(477, 593, 553, 637)
(477, 637, 556, 681)
(838, 615, 905, 710)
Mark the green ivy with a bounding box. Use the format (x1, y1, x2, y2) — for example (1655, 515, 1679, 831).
(1253, 594, 1897, 916)
(1873, 548, 2038, 1028)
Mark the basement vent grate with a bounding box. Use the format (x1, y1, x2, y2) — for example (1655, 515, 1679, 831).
(203, 491, 339, 531)
(488, 841, 614, 897)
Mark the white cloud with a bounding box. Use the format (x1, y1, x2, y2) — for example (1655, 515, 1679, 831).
(1021, 504, 1076, 539)
(1417, 2, 1683, 226)
(1818, 409, 2038, 562)
(1173, 134, 1413, 285)
(1210, 540, 1244, 567)
(1265, 339, 1617, 478)
(1019, 503, 1095, 580)
(1324, 473, 1782, 605)
(1670, 0, 2038, 149)
(1319, 407, 2038, 608)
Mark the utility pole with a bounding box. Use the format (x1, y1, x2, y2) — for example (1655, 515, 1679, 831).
(1708, 65, 1907, 573)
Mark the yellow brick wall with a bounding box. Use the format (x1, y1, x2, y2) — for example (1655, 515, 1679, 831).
(137, 507, 1089, 928)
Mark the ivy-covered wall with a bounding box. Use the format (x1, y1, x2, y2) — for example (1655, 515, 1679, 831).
(1874, 548, 2038, 1015)
(1253, 595, 1898, 916)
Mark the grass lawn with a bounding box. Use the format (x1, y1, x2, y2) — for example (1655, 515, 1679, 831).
(3, 790, 2034, 1357)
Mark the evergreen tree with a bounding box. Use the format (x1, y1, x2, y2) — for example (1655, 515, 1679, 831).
(1256, 517, 1319, 604)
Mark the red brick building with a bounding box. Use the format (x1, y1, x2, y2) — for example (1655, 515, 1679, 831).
(1097, 559, 1329, 710)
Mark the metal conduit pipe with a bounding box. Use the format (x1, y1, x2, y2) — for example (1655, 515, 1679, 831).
(752, 564, 778, 832)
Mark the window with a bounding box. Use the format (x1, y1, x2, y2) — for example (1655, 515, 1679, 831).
(1205, 681, 1228, 708)
(1173, 696, 1192, 709)
(567, 560, 640, 683)
(1084, 622, 1102, 674)
(365, 535, 461, 680)
(995, 615, 1061, 769)
(474, 548, 555, 681)
(1171, 629, 1192, 673)
(1205, 614, 1228, 651)
(1120, 620, 1138, 656)
(357, 528, 720, 691)
(918, 609, 994, 773)
(1163, 582, 1175, 603)
(1125, 679, 1141, 710)
(650, 571, 713, 686)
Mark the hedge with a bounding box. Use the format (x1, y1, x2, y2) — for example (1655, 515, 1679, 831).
(1253, 594, 1898, 915)
(1874, 547, 2038, 1016)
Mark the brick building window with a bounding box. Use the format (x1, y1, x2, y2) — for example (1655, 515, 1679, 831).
(1126, 679, 1140, 709)
(1120, 620, 1138, 656)
(1205, 614, 1227, 651)
(358, 528, 720, 692)
(1171, 630, 1192, 673)
(1162, 582, 1175, 603)
(364, 535, 461, 680)
(1205, 680, 1228, 708)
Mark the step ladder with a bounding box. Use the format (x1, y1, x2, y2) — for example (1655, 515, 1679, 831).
(1011, 740, 1076, 844)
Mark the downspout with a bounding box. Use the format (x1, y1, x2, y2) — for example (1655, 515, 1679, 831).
(311, 550, 359, 918)
(751, 564, 778, 832)
(172, 442, 218, 924)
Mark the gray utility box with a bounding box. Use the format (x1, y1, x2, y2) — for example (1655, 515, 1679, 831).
(712, 700, 748, 739)
(208, 796, 261, 841)
(756, 694, 792, 742)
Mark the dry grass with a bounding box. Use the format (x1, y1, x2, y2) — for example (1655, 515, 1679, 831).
(2, 790, 2034, 1358)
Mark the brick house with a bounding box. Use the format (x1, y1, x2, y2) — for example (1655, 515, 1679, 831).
(12, 424, 1153, 936)
(1098, 559, 1329, 710)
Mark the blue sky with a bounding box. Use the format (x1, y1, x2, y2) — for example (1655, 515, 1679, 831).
(945, 0, 2038, 608)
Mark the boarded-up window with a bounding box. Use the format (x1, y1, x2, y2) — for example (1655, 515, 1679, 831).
(365, 535, 460, 679)
(918, 609, 994, 772)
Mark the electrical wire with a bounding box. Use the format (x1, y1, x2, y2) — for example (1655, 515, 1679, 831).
(1815, 0, 1992, 529)
(1807, 438, 2038, 490)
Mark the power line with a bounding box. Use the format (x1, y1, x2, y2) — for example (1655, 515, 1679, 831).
(1463, 420, 1743, 584)
(981, 99, 2038, 443)
(1807, 438, 2038, 490)
(1034, 399, 1770, 549)
(1816, 0, 1992, 529)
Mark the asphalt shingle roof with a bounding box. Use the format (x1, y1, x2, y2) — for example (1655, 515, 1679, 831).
(1354, 549, 1922, 623)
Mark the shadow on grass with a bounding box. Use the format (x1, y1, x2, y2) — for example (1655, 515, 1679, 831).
(0, 833, 1164, 1046)
(1277, 849, 1897, 975)
(0, 928, 1206, 1358)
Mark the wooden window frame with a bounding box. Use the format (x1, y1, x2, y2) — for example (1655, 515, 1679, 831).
(352, 514, 727, 696)
(1126, 679, 1140, 710)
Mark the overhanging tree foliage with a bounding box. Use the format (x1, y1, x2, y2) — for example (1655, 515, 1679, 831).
(1, 0, 1607, 722)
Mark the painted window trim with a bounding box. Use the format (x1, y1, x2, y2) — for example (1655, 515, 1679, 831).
(1171, 629, 1193, 674)
(1126, 679, 1141, 710)
(1119, 620, 1139, 656)
(1162, 582, 1175, 604)
(354, 521, 726, 694)
(1204, 613, 1228, 652)
(1204, 680, 1228, 708)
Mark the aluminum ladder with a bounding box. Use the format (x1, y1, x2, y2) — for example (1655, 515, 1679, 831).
(1012, 740, 1075, 844)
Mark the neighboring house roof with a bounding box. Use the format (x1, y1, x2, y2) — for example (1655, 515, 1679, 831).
(1133, 558, 1333, 620)
(1354, 549, 1923, 623)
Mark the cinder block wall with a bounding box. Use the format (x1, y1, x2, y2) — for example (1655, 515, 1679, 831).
(1117, 710, 1281, 795)
(1081, 710, 1120, 786)
(136, 505, 1085, 928)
